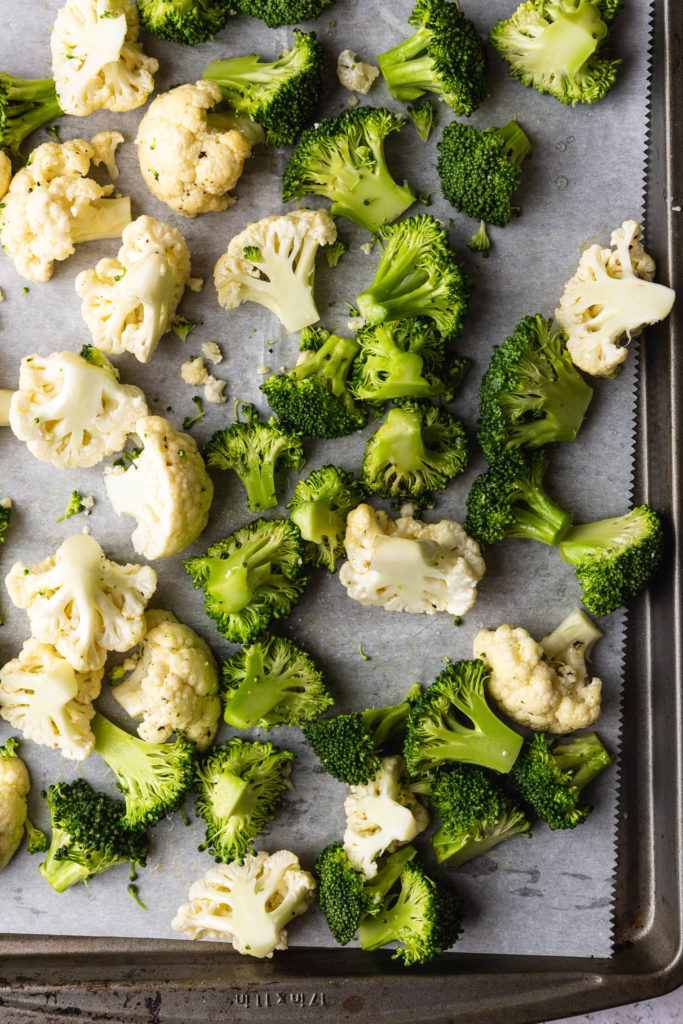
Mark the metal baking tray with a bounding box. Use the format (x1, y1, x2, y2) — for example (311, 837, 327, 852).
(0, 1, 681, 1021)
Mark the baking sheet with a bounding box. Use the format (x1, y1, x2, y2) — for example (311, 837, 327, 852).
(0, 0, 653, 958)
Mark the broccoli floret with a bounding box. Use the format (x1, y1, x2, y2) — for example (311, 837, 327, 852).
(362, 402, 468, 500)
(221, 634, 333, 729)
(468, 221, 491, 256)
(559, 505, 664, 615)
(25, 818, 49, 855)
(185, 517, 308, 644)
(172, 317, 199, 342)
(203, 401, 305, 514)
(196, 738, 294, 863)
(465, 449, 573, 549)
(408, 100, 434, 142)
(356, 215, 471, 340)
(282, 107, 416, 233)
(233, 0, 336, 28)
(39, 779, 148, 893)
(91, 713, 197, 829)
(437, 120, 532, 227)
(490, 0, 622, 106)
(377, 0, 488, 115)
(478, 314, 594, 460)
(0, 73, 63, 160)
(510, 731, 612, 830)
(137, 0, 231, 44)
(261, 326, 371, 439)
(0, 502, 11, 542)
(325, 239, 348, 267)
(428, 764, 531, 866)
(304, 684, 421, 785)
(404, 660, 523, 778)
(287, 465, 367, 571)
(0, 736, 18, 758)
(350, 318, 449, 403)
(56, 490, 88, 523)
(203, 31, 325, 146)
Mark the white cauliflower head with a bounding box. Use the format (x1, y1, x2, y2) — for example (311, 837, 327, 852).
(555, 220, 676, 376)
(214, 208, 337, 334)
(0, 739, 30, 872)
(171, 850, 317, 957)
(337, 50, 380, 94)
(104, 416, 214, 559)
(51, 0, 158, 116)
(343, 755, 428, 878)
(5, 534, 157, 672)
(0, 152, 11, 200)
(0, 138, 131, 282)
(136, 82, 253, 218)
(339, 504, 485, 616)
(112, 609, 220, 750)
(0, 640, 102, 760)
(90, 130, 124, 179)
(76, 215, 192, 363)
(9, 348, 148, 468)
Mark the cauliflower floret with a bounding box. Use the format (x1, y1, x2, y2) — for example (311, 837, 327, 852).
(136, 82, 253, 218)
(0, 152, 11, 200)
(555, 220, 676, 376)
(5, 534, 157, 672)
(343, 756, 428, 878)
(171, 850, 317, 957)
(51, 0, 158, 116)
(76, 216, 192, 363)
(204, 376, 227, 404)
(181, 357, 209, 386)
(104, 415, 214, 560)
(112, 609, 220, 750)
(336, 50, 380, 94)
(0, 138, 131, 282)
(339, 504, 485, 616)
(0, 639, 102, 760)
(214, 209, 337, 334)
(202, 341, 223, 365)
(90, 130, 124, 180)
(9, 349, 148, 468)
(0, 740, 30, 872)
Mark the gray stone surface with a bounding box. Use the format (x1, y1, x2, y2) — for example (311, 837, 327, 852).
(549, 986, 682, 1023)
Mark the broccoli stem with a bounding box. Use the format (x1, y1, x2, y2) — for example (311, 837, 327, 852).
(223, 645, 286, 728)
(39, 827, 88, 893)
(357, 250, 433, 323)
(551, 733, 612, 791)
(559, 511, 645, 565)
(293, 334, 361, 411)
(364, 844, 417, 904)
(368, 406, 427, 473)
(325, 157, 416, 234)
(205, 55, 287, 89)
(357, 873, 421, 951)
(509, 477, 572, 545)
(200, 530, 283, 614)
(432, 808, 528, 867)
(504, 363, 593, 448)
(210, 770, 255, 820)
(0, 75, 63, 156)
(241, 460, 278, 515)
(426, 702, 521, 774)
(363, 697, 413, 746)
(498, 120, 532, 167)
(522, 3, 607, 81)
(377, 27, 435, 101)
(289, 501, 345, 548)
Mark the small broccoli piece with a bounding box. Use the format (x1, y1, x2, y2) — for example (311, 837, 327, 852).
(196, 738, 294, 863)
(78, 343, 118, 375)
(362, 402, 468, 500)
(183, 396, 206, 429)
(404, 660, 523, 778)
(185, 517, 308, 644)
(468, 221, 491, 256)
(282, 106, 416, 233)
(0, 73, 63, 160)
(137, 0, 231, 44)
(356, 215, 471, 340)
(0, 736, 18, 758)
(39, 779, 148, 893)
(490, 0, 622, 106)
(350, 318, 449, 403)
(204, 401, 305, 514)
(0, 502, 11, 542)
(325, 239, 348, 267)
(261, 326, 370, 439)
(288, 465, 367, 571)
(465, 449, 573, 550)
(428, 763, 530, 866)
(91, 713, 197, 829)
(377, 0, 488, 115)
(233, 0, 336, 28)
(56, 490, 87, 523)
(559, 505, 664, 615)
(509, 731, 612, 830)
(437, 119, 531, 227)
(203, 31, 326, 146)
(408, 100, 434, 142)
(221, 634, 333, 730)
(172, 317, 199, 342)
(478, 314, 594, 460)
(304, 684, 421, 785)
(25, 818, 49, 855)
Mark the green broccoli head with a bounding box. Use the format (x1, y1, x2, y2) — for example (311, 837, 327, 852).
(233, 0, 336, 28)
(25, 818, 49, 855)
(0, 73, 63, 160)
(377, 0, 488, 115)
(196, 738, 294, 864)
(184, 517, 308, 644)
(137, 0, 231, 44)
(350, 318, 450, 403)
(408, 100, 434, 142)
(468, 221, 491, 256)
(490, 0, 622, 106)
(0, 736, 18, 758)
(356, 215, 472, 340)
(287, 464, 367, 571)
(437, 119, 532, 227)
(282, 106, 416, 233)
(478, 314, 594, 460)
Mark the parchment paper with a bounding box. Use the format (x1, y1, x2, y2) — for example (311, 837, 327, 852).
(0, 0, 654, 958)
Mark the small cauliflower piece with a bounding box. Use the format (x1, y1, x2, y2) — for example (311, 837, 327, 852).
(76, 215, 192, 363)
(136, 82, 253, 218)
(9, 349, 148, 468)
(0, 640, 102, 760)
(0, 152, 11, 200)
(343, 755, 428, 878)
(202, 341, 223, 365)
(0, 740, 30, 872)
(181, 357, 209, 387)
(91, 130, 124, 180)
(51, 0, 158, 116)
(5, 534, 157, 672)
(337, 50, 380, 94)
(104, 415, 214, 560)
(0, 138, 131, 283)
(339, 504, 485, 616)
(112, 609, 220, 750)
(172, 850, 316, 958)
(204, 376, 227, 404)
(555, 220, 676, 376)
